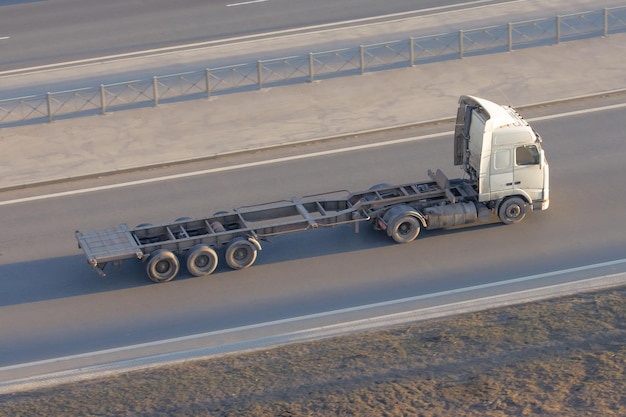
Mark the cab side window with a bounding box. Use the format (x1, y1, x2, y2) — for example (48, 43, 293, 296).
(494, 149, 512, 170)
(516, 145, 539, 165)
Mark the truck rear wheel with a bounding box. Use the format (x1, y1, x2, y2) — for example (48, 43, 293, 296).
(146, 249, 179, 283)
(498, 197, 527, 224)
(225, 238, 258, 270)
(389, 215, 421, 243)
(186, 245, 219, 276)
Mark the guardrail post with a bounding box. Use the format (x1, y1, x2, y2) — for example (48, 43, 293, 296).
(309, 53, 315, 82)
(205, 69, 211, 98)
(508, 22, 513, 51)
(257, 61, 263, 89)
(100, 84, 106, 114)
(459, 30, 464, 58)
(46, 92, 53, 122)
(556, 16, 561, 44)
(153, 76, 159, 107)
(360, 46, 365, 74)
(604, 8, 609, 37)
(409, 37, 415, 66)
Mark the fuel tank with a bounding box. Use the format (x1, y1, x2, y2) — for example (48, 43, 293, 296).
(424, 202, 491, 229)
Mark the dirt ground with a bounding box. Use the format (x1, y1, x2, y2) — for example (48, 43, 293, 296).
(1, 287, 625, 417)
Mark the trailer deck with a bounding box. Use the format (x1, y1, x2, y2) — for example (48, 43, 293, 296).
(76, 224, 144, 266)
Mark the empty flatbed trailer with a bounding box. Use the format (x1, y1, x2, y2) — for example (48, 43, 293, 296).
(77, 176, 473, 282)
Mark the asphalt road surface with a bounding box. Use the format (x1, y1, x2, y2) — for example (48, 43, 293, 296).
(0, 0, 513, 71)
(0, 100, 625, 370)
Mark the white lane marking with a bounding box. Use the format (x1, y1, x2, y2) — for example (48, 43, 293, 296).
(1, 102, 625, 207)
(0, 131, 446, 206)
(2, 258, 625, 372)
(0, 0, 518, 76)
(227, 0, 268, 6)
(527, 102, 626, 122)
(0, 36, 9, 40)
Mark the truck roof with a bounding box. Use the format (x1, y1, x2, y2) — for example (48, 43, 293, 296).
(466, 95, 528, 130)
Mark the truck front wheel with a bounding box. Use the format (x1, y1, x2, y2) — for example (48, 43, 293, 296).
(389, 215, 421, 243)
(225, 238, 258, 270)
(146, 249, 180, 283)
(498, 197, 527, 224)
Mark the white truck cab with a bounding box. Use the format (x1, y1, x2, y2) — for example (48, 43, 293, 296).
(454, 95, 550, 218)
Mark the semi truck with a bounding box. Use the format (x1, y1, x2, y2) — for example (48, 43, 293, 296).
(76, 95, 550, 283)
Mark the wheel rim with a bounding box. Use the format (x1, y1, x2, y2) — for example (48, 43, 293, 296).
(194, 255, 209, 268)
(398, 221, 413, 237)
(233, 247, 250, 261)
(155, 260, 172, 274)
(505, 204, 521, 219)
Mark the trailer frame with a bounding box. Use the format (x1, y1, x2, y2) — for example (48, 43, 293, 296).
(76, 173, 477, 281)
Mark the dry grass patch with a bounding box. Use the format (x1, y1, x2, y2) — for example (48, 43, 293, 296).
(1, 287, 625, 416)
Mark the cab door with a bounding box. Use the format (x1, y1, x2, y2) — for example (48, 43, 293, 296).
(490, 148, 514, 198)
(513, 144, 543, 191)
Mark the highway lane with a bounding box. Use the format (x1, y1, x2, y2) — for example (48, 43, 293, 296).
(0, 102, 625, 369)
(0, 0, 510, 71)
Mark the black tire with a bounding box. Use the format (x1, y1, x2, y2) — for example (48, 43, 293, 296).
(186, 245, 218, 277)
(146, 249, 179, 283)
(363, 183, 392, 203)
(225, 238, 258, 270)
(389, 215, 421, 243)
(498, 197, 527, 224)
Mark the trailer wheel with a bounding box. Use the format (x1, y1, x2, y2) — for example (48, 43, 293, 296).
(389, 215, 421, 243)
(146, 249, 179, 283)
(498, 197, 527, 224)
(225, 238, 258, 270)
(186, 245, 218, 276)
(369, 183, 391, 190)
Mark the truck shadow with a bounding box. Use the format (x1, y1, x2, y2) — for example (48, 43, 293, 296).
(0, 254, 148, 307)
(249, 221, 504, 267)
(0, 222, 503, 307)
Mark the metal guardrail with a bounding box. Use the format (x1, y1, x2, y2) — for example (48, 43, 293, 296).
(1, 6, 625, 127)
